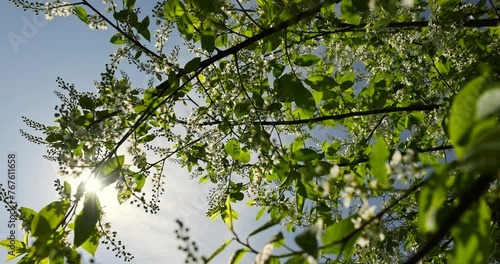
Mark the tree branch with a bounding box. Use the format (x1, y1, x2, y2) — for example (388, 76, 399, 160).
(178, 104, 442, 126)
(297, 19, 500, 40)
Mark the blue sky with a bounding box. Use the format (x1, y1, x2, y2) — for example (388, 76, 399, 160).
(0, 2, 282, 263)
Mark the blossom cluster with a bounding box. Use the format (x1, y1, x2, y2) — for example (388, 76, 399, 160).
(43, 0, 72, 21)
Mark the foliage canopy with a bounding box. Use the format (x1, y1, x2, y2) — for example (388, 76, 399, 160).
(2, 0, 500, 263)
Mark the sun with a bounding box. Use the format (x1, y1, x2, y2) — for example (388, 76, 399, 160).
(83, 177, 103, 193)
(66, 170, 120, 207)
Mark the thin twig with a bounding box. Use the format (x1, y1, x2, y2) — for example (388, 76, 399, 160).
(235, 0, 265, 30)
(81, 1, 166, 63)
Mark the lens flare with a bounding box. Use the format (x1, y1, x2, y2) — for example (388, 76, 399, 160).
(84, 178, 103, 193)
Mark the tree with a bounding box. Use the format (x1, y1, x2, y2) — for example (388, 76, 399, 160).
(1, 0, 500, 263)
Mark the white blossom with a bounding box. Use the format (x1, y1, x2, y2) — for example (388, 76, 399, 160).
(254, 243, 274, 264)
(340, 186, 355, 208)
(329, 164, 340, 178)
(360, 205, 376, 221)
(355, 234, 370, 247)
(351, 217, 363, 229)
(390, 151, 402, 167)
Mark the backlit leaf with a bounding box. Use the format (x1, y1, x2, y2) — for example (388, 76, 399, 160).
(341, 0, 360, 25)
(201, 29, 215, 53)
(369, 138, 389, 185)
(31, 200, 70, 241)
(110, 33, 126, 45)
(451, 198, 491, 264)
(163, 0, 185, 20)
(74, 193, 102, 247)
(73, 6, 89, 24)
(293, 54, 320, 66)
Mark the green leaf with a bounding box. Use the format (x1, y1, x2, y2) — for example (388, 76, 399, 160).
(448, 77, 486, 151)
(277, 74, 316, 117)
(247, 218, 281, 238)
(256, 206, 266, 220)
(305, 75, 338, 92)
(125, 0, 136, 10)
(296, 186, 305, 212)
(296, 179, 319, 200)
(418, 165, 449, 233)
(73, 6, 89, 24)
(229, 248, 248, 264)
(341, 0, 360, 25)
(462, 124, 500, 174)
(134, 105, 147, 113)
(177, 13, 194, 39)
(63, 181, 72, 197)
(100, 155, 124, 176)
(96, 156, 124, 189)
(201, 29, 216, 53)
(193, 0, 221, 12)
(20, 207, 37, 222)
(31, 200, 70, 241)
(435, 59, 450, 76)
(78, 96, 94, 110)
(237, 147, 251, 163)
(293, 54, 320, 66)
(290, 136, 305, 153)
(373, 18, 391, 29)
(134, 50, 142, 59)
(381, 0, 398, 15)
(234, 102, 251, 117)
(137, 17, 151, 41)
(224, 140, 249, 163)
(476, 88, 500, 120)
(284, 256, 308, 264)
(216, 34, 228, 47)
(128, 11, 138, 26)
(184, 57, 201, 72)
(163, 0, 185, 20)
(110, 33, 126, 45)
(100, 169, 121, 189)
(131, 172, 146, 191)
(369, 138, 389, 185)
(74, 193, 102, 247)
(49, 253, 64, 264)
(224, 139, 240, 158)
(322, 216, 360, 257)
(352, 0, 370, 12)
(81, 227, 100, 256)
(451, 198, 491, 264)
(271, 60, 285, 78)
(113, 10, 129, 22)
(139, 134, 156, 143)
(199, 175, 209, 183)
(0, 240, 28, 261)
(340, 72, 355, 90)
(73, 143, 83, 157)
(295, 227, 318, 257)
(292, 148, 321, 162)
(230, 192, 244, 201)
(224, 195, 234, 231)
(448, 75, 488, 157)
(205, 239, 232, 263)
